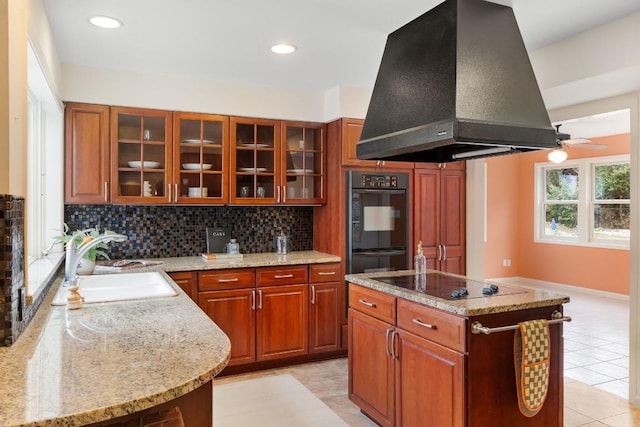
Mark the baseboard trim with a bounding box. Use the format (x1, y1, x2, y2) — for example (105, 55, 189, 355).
(488, 276, 629, 302)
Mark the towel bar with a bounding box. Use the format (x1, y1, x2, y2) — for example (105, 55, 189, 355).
(471, 311, 571, 335)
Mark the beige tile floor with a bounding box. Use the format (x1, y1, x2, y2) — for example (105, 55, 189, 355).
(216, 287, 640, 426)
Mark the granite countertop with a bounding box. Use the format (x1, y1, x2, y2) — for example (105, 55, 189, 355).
(152, 250, 342, 272)
(0, 270, 231, 427)
(0, 250, 340, 426)
(345, 270, 570, 316)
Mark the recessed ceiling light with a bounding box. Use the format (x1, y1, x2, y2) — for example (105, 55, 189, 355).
(89, 16, 122, 29)
(271, 43, 297, 55)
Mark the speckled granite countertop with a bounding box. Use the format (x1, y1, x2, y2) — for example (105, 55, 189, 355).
(345, 270, 570, 316)
(0, 251, 340, 426)
(0, 270, 231, 427)
(151, 250, 342, 272)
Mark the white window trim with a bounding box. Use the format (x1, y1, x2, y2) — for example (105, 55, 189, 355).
(534, 154, 630, 250)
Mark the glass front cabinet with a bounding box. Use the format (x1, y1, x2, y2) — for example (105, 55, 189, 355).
(111, 107, 173, 203)
(230, 117, 326, 205)
(174, 112, 229, 204)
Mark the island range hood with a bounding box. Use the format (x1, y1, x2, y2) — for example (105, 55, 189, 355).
(356, 0, 558, 163)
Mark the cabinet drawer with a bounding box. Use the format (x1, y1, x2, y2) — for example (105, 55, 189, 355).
(309, 263, 341, 283)
(397, 299, 466, 352)
(198, 269, 255, 291)
(257, 265, 308, 286)
(349, 284, 395, 324)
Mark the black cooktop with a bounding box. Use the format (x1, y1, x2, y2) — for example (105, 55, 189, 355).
(373, 273, 528, 300)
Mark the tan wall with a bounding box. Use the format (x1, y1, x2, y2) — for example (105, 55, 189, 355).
(485, 133, 631, 295)
(0, 0, 28, 196)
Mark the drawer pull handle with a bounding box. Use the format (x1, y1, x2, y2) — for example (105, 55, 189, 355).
(358, 299, 376, 308)
(274, 274, 294, 279)
(317, 271, 336, 276)
(412, 318, 437, 329)
(218, 278, 240, 283)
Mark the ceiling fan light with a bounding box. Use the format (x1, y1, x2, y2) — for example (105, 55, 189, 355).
(548, 148, 568, 164)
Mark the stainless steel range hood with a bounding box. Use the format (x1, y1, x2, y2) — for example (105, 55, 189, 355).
(356, 0, 558, 163)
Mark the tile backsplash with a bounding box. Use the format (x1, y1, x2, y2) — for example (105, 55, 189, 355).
(64, 205, 314, 259)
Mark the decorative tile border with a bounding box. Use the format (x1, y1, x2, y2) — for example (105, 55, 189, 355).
(64, 205, 314, 259)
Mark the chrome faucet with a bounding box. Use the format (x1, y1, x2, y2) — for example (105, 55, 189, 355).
(64, 232, 128, 286)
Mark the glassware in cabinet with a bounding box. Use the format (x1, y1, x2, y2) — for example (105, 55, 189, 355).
(230, 118, 279, 204)
(174, 113, 228, 203)
(282, 122, 325, 204)
(111, 107, 172, 202)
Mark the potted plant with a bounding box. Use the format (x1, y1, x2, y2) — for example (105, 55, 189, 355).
(54, 224, 113, 275)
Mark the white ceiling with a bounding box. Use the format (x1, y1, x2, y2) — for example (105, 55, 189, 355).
(43, 0, 640, 92)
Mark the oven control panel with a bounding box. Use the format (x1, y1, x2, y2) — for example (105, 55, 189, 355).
(361, 174, 398, 188)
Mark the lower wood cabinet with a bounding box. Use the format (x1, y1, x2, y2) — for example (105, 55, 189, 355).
(348, 284, 466, 427)
(348, 283, 564, 427)
(168, 271, 198, 302)
(194, 263, 343, 370)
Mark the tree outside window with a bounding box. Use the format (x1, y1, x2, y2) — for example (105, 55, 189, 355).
(544, 167, 579, 238)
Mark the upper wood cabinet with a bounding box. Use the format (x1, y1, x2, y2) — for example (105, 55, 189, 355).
(230, 117, 326, 205)
(64, 103, 110, 204)
(110, 106, 173, 204)
(340, 118, 413, 169)
(174, 112, 229, 204)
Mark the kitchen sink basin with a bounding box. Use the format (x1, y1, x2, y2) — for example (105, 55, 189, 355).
(51, 271, 178, 306)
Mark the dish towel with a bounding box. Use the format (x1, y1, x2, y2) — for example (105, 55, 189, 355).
(514, 319, 550, 417)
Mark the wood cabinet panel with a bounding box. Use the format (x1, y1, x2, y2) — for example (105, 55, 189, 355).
(198, 269, 256, 291)
(257, 265, 308, 286)
(414, 166, 466, 275)
(64, 103, 110, 204)
(168, 271, 198, 302)
(341, 118, 413, 169)
(396, 330, 464, 427)
(349, 284, 396, 324)
(348, 308, 395, 427)
(256, 284, 308, 361)
(309, 281, 341, 354)
(396, 299, 465, 352)
(198, 289, 256, 366)
(309, 262, 341, 283)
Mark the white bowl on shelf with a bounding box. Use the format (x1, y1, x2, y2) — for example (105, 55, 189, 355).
(128, 161, 161, 168)
(182, 163, 213, 170)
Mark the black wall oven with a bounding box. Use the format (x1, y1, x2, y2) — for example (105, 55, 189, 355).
(347, 171, 409, 276)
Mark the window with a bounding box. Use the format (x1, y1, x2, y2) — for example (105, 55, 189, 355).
(535, 155, 630, 249)
(26, 40, 64, 301)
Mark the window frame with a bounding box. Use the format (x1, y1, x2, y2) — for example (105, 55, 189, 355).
(535, 154, 630, 250)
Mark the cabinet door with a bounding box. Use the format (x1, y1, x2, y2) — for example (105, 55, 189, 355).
(440, 169, 465, 275)
(64, 103, 110, 204)
(168, 271, 198, 302)
(256, 284, 308, 361)
(396, 330, 464, 427)
(174, 112, 229, 204)
(229, 117, 280, 204)
(198, 289, 256, 366)
(413, 168, 441, 269)
(281, 121, 326, 204)
(309, 281, 341, 354)
(341, 118, 413, 169)
(111, 107, 173, 204)
(348, 308, 395, 427)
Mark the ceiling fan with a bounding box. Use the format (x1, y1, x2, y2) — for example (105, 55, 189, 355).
(548, 124, 606, 163)
(554, 124, 607, 150)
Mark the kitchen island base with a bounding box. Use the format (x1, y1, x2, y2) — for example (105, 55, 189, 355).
(347, 278, 568, 427)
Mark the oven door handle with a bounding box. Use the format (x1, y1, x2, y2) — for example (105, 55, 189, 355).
(353, 249, 406, 257)
(352, 189, 406, 195)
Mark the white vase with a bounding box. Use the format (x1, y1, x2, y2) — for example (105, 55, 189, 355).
(77, 258, 96, 276)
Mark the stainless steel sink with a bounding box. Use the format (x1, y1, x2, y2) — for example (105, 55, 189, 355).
(51, 271, 178, 306)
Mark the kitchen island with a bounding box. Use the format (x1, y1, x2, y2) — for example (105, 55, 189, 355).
(346, 270, 570, 427)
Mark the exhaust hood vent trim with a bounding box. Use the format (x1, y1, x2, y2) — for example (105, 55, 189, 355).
(357, 0, 557, 163)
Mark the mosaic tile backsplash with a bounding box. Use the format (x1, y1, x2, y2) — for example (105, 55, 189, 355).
(64, 205, 314, 259)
